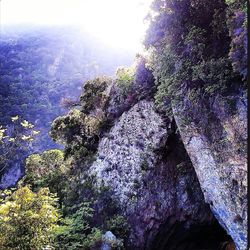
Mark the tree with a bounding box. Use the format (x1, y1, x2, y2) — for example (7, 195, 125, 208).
(0, 185, 59, 250)
(144, 0, 244, 115)
(0, 116, 39, 176)
(21, 149, 72, 203)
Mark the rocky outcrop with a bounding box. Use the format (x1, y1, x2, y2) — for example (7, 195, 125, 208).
(101, 231, 121, 250)
(172, 90, 247, 250)
(88, 100, 232, 249)
(106, 60, 155, 121)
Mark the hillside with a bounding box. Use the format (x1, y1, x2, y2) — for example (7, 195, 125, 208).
(0, 25, 135, 187)
(0, 0, 248, 250)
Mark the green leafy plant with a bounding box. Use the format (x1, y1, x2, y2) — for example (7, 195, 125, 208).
(0, 116, 39, 175)
(116, 67, 135, 96)
(54, 203, 102, 250)
(21, 149, 71, 200)
(106, 215, 130, 240)
(0, 186, 59, 250)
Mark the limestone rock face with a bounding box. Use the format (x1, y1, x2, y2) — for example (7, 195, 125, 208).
(172, 91, 247, 250)
(88, 100, 216, 249)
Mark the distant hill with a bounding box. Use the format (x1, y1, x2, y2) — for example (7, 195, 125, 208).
(0, 25, 135, 186)
(0, 25, 135, 151)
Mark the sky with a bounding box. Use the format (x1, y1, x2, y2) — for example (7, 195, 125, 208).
(0, 0, 153, 50)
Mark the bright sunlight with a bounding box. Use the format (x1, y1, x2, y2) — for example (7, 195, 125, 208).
(0, 0, 152, 51)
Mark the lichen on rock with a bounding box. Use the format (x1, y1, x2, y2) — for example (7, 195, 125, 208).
(172, 90, 247, 250)
(87, 100, 229, 249)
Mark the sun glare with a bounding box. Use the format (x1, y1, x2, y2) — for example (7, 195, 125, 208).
(1, 0, 152, 51)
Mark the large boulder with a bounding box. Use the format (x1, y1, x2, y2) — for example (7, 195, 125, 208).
(101, 231, 120, 250)
(88, 100, 227, 249)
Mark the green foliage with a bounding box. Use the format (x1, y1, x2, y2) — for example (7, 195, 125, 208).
(50, 109, 100, 160)
(21, 149, 71, 197)
(106, 215, 130, 240)
(150, 45, 176, 113)
(50, 76, 114, 160)
(20, 145, 128, 248)
(0, 117, 39, 177)
(145, 0, 245, 114)
(0, 186, 59, 250)
(0, 26, 133, 153)
(226, 0, 247, 79)
(54, 203, 102, 250)
(80, 76, 112, 114)
(50, 109, 83, 145)
(192, 58, 238, 94)
(115, 67, 134, 95)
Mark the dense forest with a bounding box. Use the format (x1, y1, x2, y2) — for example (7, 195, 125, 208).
(0, 25, 134, 187)
(0, 0, 247, 250)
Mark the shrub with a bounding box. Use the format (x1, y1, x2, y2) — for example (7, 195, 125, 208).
(51, 77, 112, 160)
(80, 76, 112, 114)
(50, 109, 100, 159)
(116, 67, 134, 96)
(145, 0, 245, 114)
(226, 0, 247, 79)
(0, 186, 59, 250)
(21, 149, 71, 199)
(54, 202, 102, 250)
(106, 215, 130, 240)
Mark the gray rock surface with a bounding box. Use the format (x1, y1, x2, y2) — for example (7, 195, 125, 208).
(101, 231, 118, 250)
(88, 100, 215, 249)
(172, 91, 247, 250)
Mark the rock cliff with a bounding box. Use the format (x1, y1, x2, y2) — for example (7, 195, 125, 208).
(87, 99, 237, 249)
(172, 89, 247, 250)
